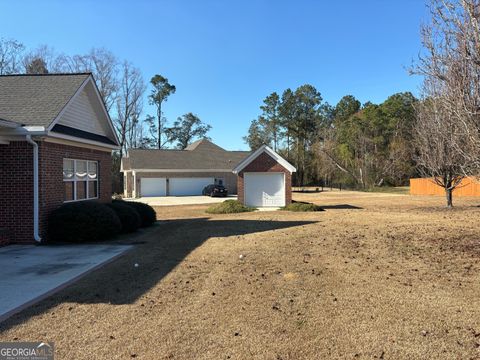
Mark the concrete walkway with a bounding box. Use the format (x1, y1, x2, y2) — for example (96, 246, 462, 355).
(129, 195, 237, 206)
(0, 244, 132, 322)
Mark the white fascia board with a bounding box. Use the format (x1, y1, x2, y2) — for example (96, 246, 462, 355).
(88, 77, 121, 146)
(130, 169, 233, 173)
(0, 119, 20, 128)
(47, 131, 120, 150)
(232, 145, 296, 174)
(23, 126, 45, 133)
(0, 126, 46, 136)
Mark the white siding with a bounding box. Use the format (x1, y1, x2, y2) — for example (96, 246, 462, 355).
(57, 83, 109, 136)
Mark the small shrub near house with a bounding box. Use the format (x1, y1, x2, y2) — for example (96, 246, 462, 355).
(115, 200, 157, 227)
(281, 201, 324, 212)
(48, 201, 121, 242)
(107, 202, 141, 233)
(206, 200, 257, 214)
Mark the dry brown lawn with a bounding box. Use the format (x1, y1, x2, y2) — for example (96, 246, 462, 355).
(1, 191, 480, 359)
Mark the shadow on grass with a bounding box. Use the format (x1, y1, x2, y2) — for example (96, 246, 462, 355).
(321, 204, 363, 210)
(0, 217, 316, 331)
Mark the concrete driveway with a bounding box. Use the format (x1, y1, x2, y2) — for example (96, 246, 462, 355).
(130, 195, 237, 206)
(0, 244, 132, 322)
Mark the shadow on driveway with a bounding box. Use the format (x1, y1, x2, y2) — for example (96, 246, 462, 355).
(0, 217, 316, 331)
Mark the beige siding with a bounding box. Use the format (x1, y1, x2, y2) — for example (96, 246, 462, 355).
(134, 171, 238, 197)
(57, 82, 108, 136)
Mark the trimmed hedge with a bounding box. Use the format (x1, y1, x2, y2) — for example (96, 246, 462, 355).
(281, 201, 324, 212)
(106, 202, 141, 233)
(206, 200, 256, 214)
(114, 200, 156, 227)
(48, 201, 121, 242)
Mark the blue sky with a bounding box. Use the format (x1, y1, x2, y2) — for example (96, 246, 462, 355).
(1, 0, 428, 150)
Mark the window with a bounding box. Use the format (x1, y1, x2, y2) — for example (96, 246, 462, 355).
(215, 178, 224, 186)
(63, 159, 99, 202)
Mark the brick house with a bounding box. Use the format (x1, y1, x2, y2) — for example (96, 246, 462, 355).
(233, 145, 296, 207)
(0, 73, 119, 244)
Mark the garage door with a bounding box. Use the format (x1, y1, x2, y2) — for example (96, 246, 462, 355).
(140, 178, 166, 197)
(244, 173, 285, 207)
(169, 177, 214, 196)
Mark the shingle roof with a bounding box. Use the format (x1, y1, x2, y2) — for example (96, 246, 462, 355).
(184, 138, 225, 151)
(0, 73, 90, 127)
(124, 140, 251, 171)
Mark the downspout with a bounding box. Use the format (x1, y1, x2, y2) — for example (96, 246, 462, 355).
(25, 135, 42, 243)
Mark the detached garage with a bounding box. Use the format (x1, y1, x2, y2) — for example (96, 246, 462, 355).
(121, 139, 250, 198)
(233, 145, 296, 207)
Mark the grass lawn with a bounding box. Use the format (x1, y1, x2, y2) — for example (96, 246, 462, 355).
(1, 191, 480, 359)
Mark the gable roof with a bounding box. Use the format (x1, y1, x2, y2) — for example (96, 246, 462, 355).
(123, 140, 251, 171)
(184, 138, 226, 151)
(0, 73, 119, 147)
(232, 145, 296, 174)
(0, 73, 90, 127)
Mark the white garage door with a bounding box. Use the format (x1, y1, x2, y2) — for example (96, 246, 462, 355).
(140, 178, 166, 197)
(244, 172, 285, 207)
(169, 177, 214, 196)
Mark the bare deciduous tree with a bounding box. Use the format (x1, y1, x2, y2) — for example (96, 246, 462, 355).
(114, 61, 146, 158)
(22, 45, 67, 74)
(62, 48, 119, 112)
(0, 38, 25, 74)
(414, 81, 471, 207)
(411, 0, 480, 206)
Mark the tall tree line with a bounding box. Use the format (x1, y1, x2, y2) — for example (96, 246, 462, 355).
(245, 87, 418, 188)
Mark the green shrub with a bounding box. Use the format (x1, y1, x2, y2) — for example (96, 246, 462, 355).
(281, 201, 324, 212)
(114, 200, 156, 227)
(206, 200, 256, 214)
(106, 202, 141, 233)
(48, 201, 121, 242)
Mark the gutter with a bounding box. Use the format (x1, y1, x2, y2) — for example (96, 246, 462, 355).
(25, 135, 42, 243)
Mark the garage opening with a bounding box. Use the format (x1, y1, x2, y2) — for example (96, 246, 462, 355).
(244, 173, 285, 207)
(140, 178, 166, 197)
(169, 177, 214, 196)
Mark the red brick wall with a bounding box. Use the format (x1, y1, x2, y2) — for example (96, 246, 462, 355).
(0, 140, 112, 243)
(38, 141, 112, 241)
(0, 141, 34, 243)
(237, 151, 292, 205)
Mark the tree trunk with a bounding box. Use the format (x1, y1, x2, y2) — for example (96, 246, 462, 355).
(445, 187, 453, 208)
(157, 103, 162, 149)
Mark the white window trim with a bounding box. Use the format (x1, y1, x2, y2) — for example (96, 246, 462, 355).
(63, 158, 99, 203)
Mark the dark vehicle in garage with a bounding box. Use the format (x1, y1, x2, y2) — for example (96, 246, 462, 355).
(202, 184, 228, 197)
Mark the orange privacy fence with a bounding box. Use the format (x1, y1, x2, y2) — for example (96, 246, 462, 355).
(410, 177, 480, 196)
